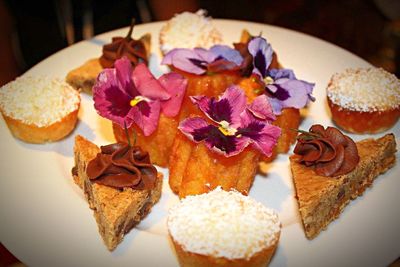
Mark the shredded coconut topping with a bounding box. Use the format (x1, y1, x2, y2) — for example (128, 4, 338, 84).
(167, 187, 280, 260)
(0, 76, 80, 127)
(327, 68, 400, 112)
(159, 9, 223, 54)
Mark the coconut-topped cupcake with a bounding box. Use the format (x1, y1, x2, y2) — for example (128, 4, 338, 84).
(0, 76, 80, 143)
(159, 9, 223, 55)
(327, 67, 400, 133)
(167, 187, 281, 267)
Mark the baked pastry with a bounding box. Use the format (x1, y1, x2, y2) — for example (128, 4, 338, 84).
(66, 20, 151, 94)
(159, 9, 222, 55)
(290, 126, 397, 239)
(72, 135, 163, 250)
(0, 76, 80, 143)
(327, 67, 400, 133)
(167, 187, 281, 267)
(169, 86, 281, 198)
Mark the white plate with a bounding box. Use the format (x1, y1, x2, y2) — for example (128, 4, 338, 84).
(0, 20, 399, 267)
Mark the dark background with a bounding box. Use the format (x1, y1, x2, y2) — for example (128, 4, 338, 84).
(0, 0, 399, 266)
(0, 0, 400, 88)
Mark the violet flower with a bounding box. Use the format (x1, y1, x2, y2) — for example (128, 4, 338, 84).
(93, 57, 187, 136)
(161, 45, 243, 75)
(179, 86, 281, 157)
(248, 37, 315, 114)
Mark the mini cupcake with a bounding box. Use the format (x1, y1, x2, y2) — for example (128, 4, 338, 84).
(327, 67, 400, 133)
(0, 76, 80, 143)
(167, 187, 281, 267)
(159, 10, 223, 55)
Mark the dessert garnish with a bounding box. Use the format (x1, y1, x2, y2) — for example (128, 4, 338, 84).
(86, 142, 157, 190)
(100, 19, 148, 68)
(161, 45, 243, 75)
(93, 56, 187, 136)
(179, 86, 281, 157)
(293, 124, 360, 177)
(247, 37, 315, 114)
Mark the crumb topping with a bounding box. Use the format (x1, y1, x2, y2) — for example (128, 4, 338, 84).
(0, 76, 80, 127)
(327, 68, 400, 112)
(167, 187, 280, 260)
(159, 9, 223, 54)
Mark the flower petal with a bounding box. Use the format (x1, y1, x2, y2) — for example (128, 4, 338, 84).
(114, 57, 138, 97)
(179, 117, 250, 157)
(132, 63, 170, 100)
(190, 85, 246, 127)
(247, 94, 276, 122)
(238, 110, 281, 156)
(159, 72, 188, 117)
(93, 68, 134, 128)
(268, 68, 296, 80)
(130, 100, 160, 136)
(248, 37, 273, 78)
(267, 78, 315, 114)
(210, 45, 243, 66)
(161, 48, 210, 75)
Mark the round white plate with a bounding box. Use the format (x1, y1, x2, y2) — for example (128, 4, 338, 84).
(0, 20, 399, 267)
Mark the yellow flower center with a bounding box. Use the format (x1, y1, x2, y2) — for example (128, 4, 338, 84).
(218, 120, 237, 136)
(263, 76, 274, 85)
(130, 96, 149, 107)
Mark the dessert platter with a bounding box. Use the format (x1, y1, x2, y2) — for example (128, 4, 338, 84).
(0, 11, 399, 267)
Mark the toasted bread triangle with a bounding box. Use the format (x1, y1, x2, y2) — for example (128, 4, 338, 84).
(290, 134, 396, 239)
(73, 135, 162, 250)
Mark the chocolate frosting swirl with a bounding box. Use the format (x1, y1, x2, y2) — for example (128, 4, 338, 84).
(86, 143, 157, 190)
(99, 19, 148, 68)
(293, 124, 360, 177)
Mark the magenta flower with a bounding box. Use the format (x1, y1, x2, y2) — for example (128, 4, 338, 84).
(179, 86, 281, 157)
(93, 57, 187, 136)
(161, 45, 243, 75)
(248, 37, 315, 114)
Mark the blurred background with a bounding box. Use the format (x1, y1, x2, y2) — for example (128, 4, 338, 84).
(0, 0, 399, 266)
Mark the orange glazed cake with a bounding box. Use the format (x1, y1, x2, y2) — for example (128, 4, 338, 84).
(0, 76, 80, 143)
(327, 67, 400, 133)
(167, 187, 281, 267)
(290, 125, 397, 239)
(73, 135, 162, 250)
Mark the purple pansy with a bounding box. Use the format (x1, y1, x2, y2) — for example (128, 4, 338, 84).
(161, 45, 243, 75)
(179, 86, 281, 157)
(248, 37, 315, 114)
(93, 57, 187, 136)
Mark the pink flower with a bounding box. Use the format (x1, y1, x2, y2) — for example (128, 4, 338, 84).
(179, 86, 281, 157)
(93, 57, 187, 136)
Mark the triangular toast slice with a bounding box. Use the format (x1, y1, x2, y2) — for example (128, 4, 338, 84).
(72, 135, 162, 250)
(290, 134, 396, 239)
(66, 33, 151, 94)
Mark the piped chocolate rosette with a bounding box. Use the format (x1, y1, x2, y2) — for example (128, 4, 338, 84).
(100, 19, 150, 68)
(86, 142, 157, 190)
(293, 124, 360, 177)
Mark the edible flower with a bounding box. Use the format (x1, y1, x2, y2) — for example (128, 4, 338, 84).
(179, 86, 281, 157)
(161, 45, 243, 75)
(248, 37, 315, 114)
(93, 57, 187, 136)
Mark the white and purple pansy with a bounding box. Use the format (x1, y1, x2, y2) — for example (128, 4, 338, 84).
(161, 45, 243, 75)
(179, 86, 281, 157)
(93, 56, 187, 136)
(248, 36, 315, 114)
